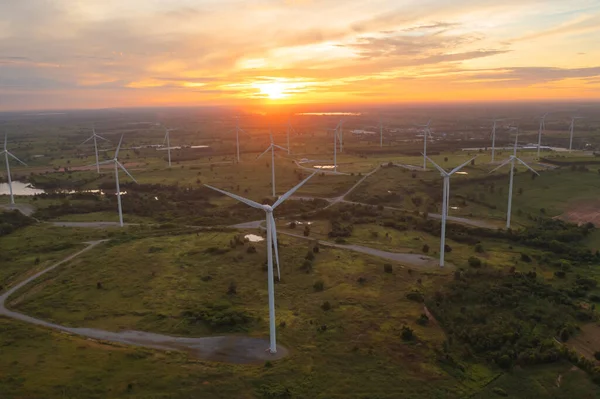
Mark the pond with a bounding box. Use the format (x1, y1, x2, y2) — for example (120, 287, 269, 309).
(244, 234, 264, 242)
(0, 181, 128, 196)
(313, 165, 335, 169)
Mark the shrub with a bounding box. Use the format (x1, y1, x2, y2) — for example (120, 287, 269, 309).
(302, 259, 313, 273)
(422, 244, 430, 253)
(384, 263, 393, 273)
(303, 225, 310, 237)
(594, 352, 600, 361)
(520, 253, 532, 262)
(227, 281, 237, 295)
(444, 244, 452, 253)
(357, 276, 367, 284)
(246, 246, 257, 254)
(468, 256, 482, 268)
(401, 326, 414, 341)
(406, 291, 424, 302)
(313, 280, 324, 292)
(474, 243, 484, 253)
(554, 270, 566, 278)
(321, 301, 331, 311)
(417, 313, 429, 326)
(305, 251, 315, 261)
(289, 221, 296, 229)
(312, 246, 319, 253)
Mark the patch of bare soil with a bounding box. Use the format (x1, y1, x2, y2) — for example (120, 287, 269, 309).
(566, 323, 600, 362)
(559, 201, 600, 226)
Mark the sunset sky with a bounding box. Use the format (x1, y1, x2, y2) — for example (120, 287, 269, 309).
(1, 0, 599, 110)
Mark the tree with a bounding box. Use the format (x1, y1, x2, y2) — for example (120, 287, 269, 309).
(422, 244, 430, 253)
(401, 326, 414, 341)
(384, 264, 393, 273)
(303, 225, 310, 237)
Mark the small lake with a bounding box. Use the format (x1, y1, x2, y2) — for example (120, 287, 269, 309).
(245, 234, 264, 242)
(0, 181, 45, 196)
(313, 165, 335, 169)
(0, 181, 128, 196)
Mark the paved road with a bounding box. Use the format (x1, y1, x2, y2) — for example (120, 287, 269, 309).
(279, 231, 445, 268)
(0, 241, 288, 363)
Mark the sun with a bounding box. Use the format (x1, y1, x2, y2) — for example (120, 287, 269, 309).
(256, 82, 288, 99)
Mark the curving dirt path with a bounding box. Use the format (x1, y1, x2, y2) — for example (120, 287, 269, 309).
(0, 240, 288, 363)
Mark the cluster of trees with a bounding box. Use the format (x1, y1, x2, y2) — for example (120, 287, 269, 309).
(428, 267, 594, 370)
(0, 210, 34, 237)
(180, 300, 253, 332)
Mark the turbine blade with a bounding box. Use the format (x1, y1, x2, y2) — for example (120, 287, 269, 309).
(81, 136, 94, 145)
(488, 158, 512, 174)
(269, 213, 281, 279)
(117, 161, 138, 183)
(424, 155, 446, 175)
(274, 144, 288, 152)
(204, 184, 264, 210)
(272, 172, 316, 209)
(257, 146, 271, 159)
(115, 134, 124, 158)
(95, 134, 110, 142)
(7, 151, 27, 166)
(88, 160, 113, 168)
(449, 156, 476, 175)
(516, 158, 539, 175)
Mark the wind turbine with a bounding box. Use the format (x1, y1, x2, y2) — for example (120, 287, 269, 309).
(1, 135, 27, 205)
(257, 131, 288, 197)
(337, 119, 344, 152)
(426, 155, 476, 267)
(416, 120, 433, 170)
(231, 116, 250, 163)
(81, 125, 110, 174)
(569, 117, 584, 152)
(489, 118, 505, 163)
(489, 130, 539, 229)
(205, 172, 316, 354)
(537, 113, 548, 158)
(162, 126, 176, 167)
(95, 135, 137, 227)
(327, 120, 345, 173)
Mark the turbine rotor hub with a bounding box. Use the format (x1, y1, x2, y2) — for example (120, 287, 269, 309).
(264, 205, 274, 212)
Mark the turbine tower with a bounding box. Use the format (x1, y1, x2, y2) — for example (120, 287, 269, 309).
(1, 135, 27, 205)
(327, 120, 344, 173)
(231, 116, 249, 163)
(569, 117, 584, 152)
(257, 131, 288, 197)
(205, 172, 316, 353)
(286, 117, 296, 155)
(81, 125, 110, 174)
(94, 135, 137, 227)
(416, 120, 433, 170)
(426, 155, 476, 267)
(337, 119, 344, 153)
(162, 126, 176, 167)
(537, 113, 548, 158)
(490, 131, 539, 229)
(489, 118, 505, 163)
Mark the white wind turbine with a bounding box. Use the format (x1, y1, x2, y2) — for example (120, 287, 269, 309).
(1, 135, 27, 205)
(257, 131, 288, 197)
(95, 135, 137, 227)
(231, 116, 250, 163)
(489, 118, 505, 163)
(205, 172, 316, 353)
(337, 119, 345, 153)
(569, 117, 584, 152)
(326, 120, 345, 173)
(426, 155, 476, 267)
(162, 126, 177, 167)
(490, 130, 539, 229)
(537, 113, 549, 158)
(81, 125, 110, 174)
(416, 120, 433, 170)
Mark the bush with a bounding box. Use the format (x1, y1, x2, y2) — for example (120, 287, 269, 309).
(520, 253, 532, 262)
(474, 244, 484, 253)
(554, 270, 566, 278)
(444, 244, 452, 253)
(246, 246, 257, 254)
(422, 244, 430, 253)
(417, 313, 429, 326)
(313, 280, 324, 292)
(303, 225, 310, 237)
(468, 256, 482, 268)
(406, 291, 424, 302)
(401, 326, 414, 341)
(594, 352, 600, 361)
(305, 251, 315, 261)
(383, 263, 393, 273)
(227, 281, 237, 295)
(321, 301, 331, 311)
(302, 259, 313, 273)
(313, 245, 319, 253)
(289, 221, 296, 229)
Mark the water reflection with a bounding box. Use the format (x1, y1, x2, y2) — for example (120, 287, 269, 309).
(245, 234, 264, 242)
(313, 165, 335, 169)
(0, 182, 45, 196)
